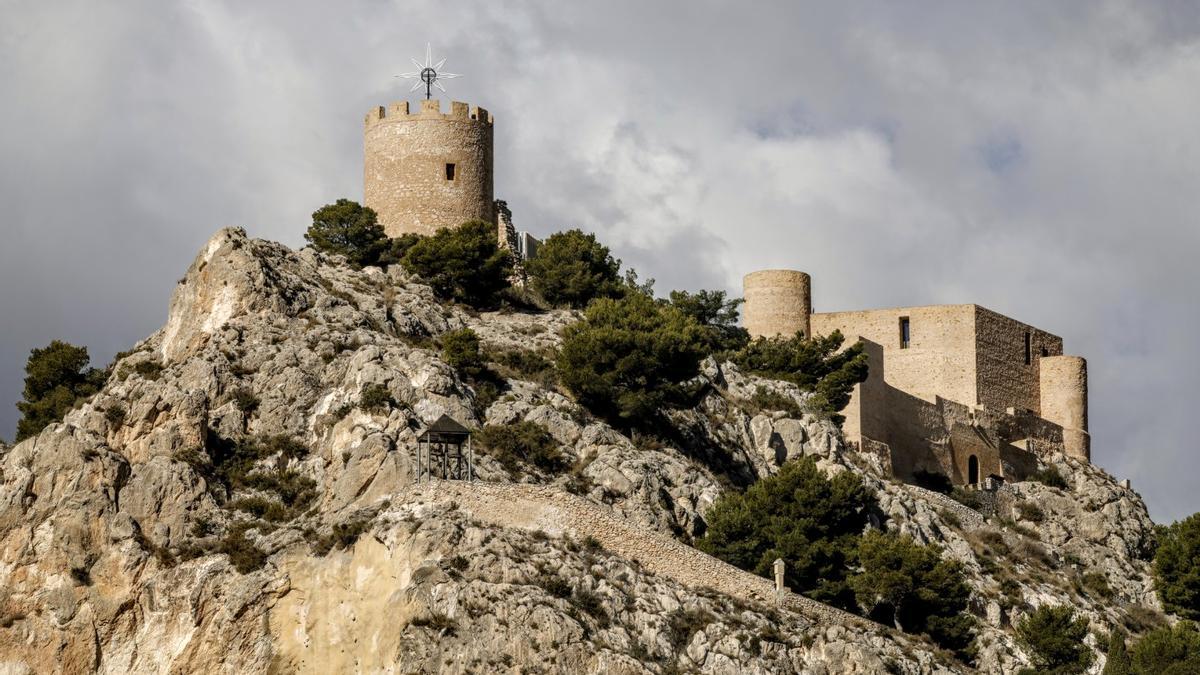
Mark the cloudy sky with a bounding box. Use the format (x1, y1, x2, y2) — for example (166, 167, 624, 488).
(2, 1, 1198, 521)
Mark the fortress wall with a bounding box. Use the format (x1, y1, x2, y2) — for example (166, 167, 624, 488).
(810, 305, 978, 407)
(742, 270, 811, 339)
(364, 99, 494, 237)
(973, 306, 1063, 414)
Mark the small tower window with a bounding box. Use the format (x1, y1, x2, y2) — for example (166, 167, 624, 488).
(445, 163, 456, 181)
(1023, 331, 1031, 365)
(899, 317, 910, 349)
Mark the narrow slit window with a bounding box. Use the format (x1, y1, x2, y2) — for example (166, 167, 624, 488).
(445, 163, 456, 181)
(899, 317, 910, 349)
(1024, 331, 1031, 365)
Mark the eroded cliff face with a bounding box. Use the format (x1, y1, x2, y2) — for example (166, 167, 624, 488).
(0, 229, 1159, 674)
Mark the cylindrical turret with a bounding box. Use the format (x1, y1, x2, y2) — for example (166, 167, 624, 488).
(1039, 355, 1090, 461)
(743, 269, 812, 339)
(364, 99, 494, 237)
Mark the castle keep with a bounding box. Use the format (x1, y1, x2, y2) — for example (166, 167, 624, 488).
(744, 270, 1090, 487)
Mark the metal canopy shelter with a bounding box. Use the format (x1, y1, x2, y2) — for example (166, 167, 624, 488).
(415, 414, 473, 482)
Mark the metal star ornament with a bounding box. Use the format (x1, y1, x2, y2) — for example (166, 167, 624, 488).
(396, 43, 461, 100)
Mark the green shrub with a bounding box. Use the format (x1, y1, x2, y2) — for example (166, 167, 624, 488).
(304, 199, 388, 267)
(747, 386, 803, 417)
(1015, 605, 1094, 674)
(536, 573, 573, 599)
(523, 229, 622, 308)
(411, 612, 458, 636)
(476, 421, 565, 475)
(229, 496, 288, 521)
(697, 457, 876, 611)
(1152, 513, 1200, 620)
(377, 233, 422, 267)
(1102, 631, 1131, 675)
(232, 388, 260, 414)
(1029, 466, 1069, 489)
(441, 328, 485, 377)
(668, 289, 750, 354)
(134, 360, 164, 381)
(557, 292, 706, 428)
(1081, 571, 1114, 599)
(667, 608, 714, 649)
(1129, 621, 1200, 673)
(852, 530, 975, 656)
(729, 331, 868, 424)
(104, 404, 127, 427)
(359, 384, 394, 413)
(218, 526, 268, 574)
(241, 470, 318, 514)
(949, 487, 983, 510)
(572, 589, 609, 627)
(486, 347, 557, 388)
(314, 518, 372, 555)
(401, 220, 512, 306)
(15, 340, 106, 441)
(1016, 501, 1046, 523)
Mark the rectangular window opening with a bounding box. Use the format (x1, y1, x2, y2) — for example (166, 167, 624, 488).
(899, 317, 910, 349)
(445, 163, 456, 181)
(1024, 331, 1031, 365)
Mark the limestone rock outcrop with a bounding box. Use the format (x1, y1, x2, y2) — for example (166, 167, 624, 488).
(0, 229, 1162, 673)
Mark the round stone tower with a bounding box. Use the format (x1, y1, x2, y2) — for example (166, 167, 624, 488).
(1039, 355, 1090, 461)
(364, 99, 494, 238)
(743, 269, 812, 339)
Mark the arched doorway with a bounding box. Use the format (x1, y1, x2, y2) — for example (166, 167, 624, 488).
(968, 455, 979, 486)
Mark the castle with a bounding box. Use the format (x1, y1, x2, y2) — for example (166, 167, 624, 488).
(362, 97, 1088, 489)
(743, 270, 1090, 487)
(363, 98, 539, 259)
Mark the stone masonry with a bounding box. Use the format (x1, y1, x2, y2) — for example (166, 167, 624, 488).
(364, 99, 494, 237)
(744, 270, 1090, 486)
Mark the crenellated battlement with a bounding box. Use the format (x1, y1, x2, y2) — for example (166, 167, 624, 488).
(364, 99, 493, 128)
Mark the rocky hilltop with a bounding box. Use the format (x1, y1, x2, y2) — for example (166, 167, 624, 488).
(0, 229, 1160, 673)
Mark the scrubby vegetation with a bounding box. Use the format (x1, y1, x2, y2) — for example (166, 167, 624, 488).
(1028, 466, 1069, 489)
(476, 421, 565, 476)
(441, 328, 486, 377)
(1106, 621, 1200, 673)
(15, 340, 105, 441)
(305, 199, 389, 267)
(1015, 605, 1093, 674)
(401, 220, 513, 306)
(523, 228, 622, 308)
(557, 292, 706, 428)
(728, 330, 868, 423)
(1152, 512, 1200, 620)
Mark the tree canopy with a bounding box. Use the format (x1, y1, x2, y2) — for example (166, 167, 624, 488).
(401, 220, 513, 307)
(304, 199, 389, 267)
(1153, 513, 1200, 620)
(16, 340, 105, 441)
(730, 330, 869, 422)
(557, 291, 706, 428)
(524, 228, 622, 308)
(667, 289, 750, 354)
(697, 457, 877, 611)
(852, 530, 975, 656)
(1015, 605, 1094, 674)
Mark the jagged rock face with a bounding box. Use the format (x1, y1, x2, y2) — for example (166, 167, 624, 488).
(0, 228, 1164, 673)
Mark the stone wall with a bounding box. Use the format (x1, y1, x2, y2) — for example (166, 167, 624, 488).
(973, 306, 1062, 414)
(364, 99, 494, 237)
(742, 270, 811, 339)
(401, 480, 865, 627)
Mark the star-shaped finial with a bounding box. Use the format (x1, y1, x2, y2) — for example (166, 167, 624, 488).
(396, 43, 461, 100)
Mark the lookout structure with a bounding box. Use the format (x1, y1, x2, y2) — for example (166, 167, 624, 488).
(742, 270, 1090, 487)
(415, 414, 474, 482)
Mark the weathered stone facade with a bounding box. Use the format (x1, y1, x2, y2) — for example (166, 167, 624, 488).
(364, 99, 494, 237)
(742, 270, 811, 339)
(744, 271, 1090, 485)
